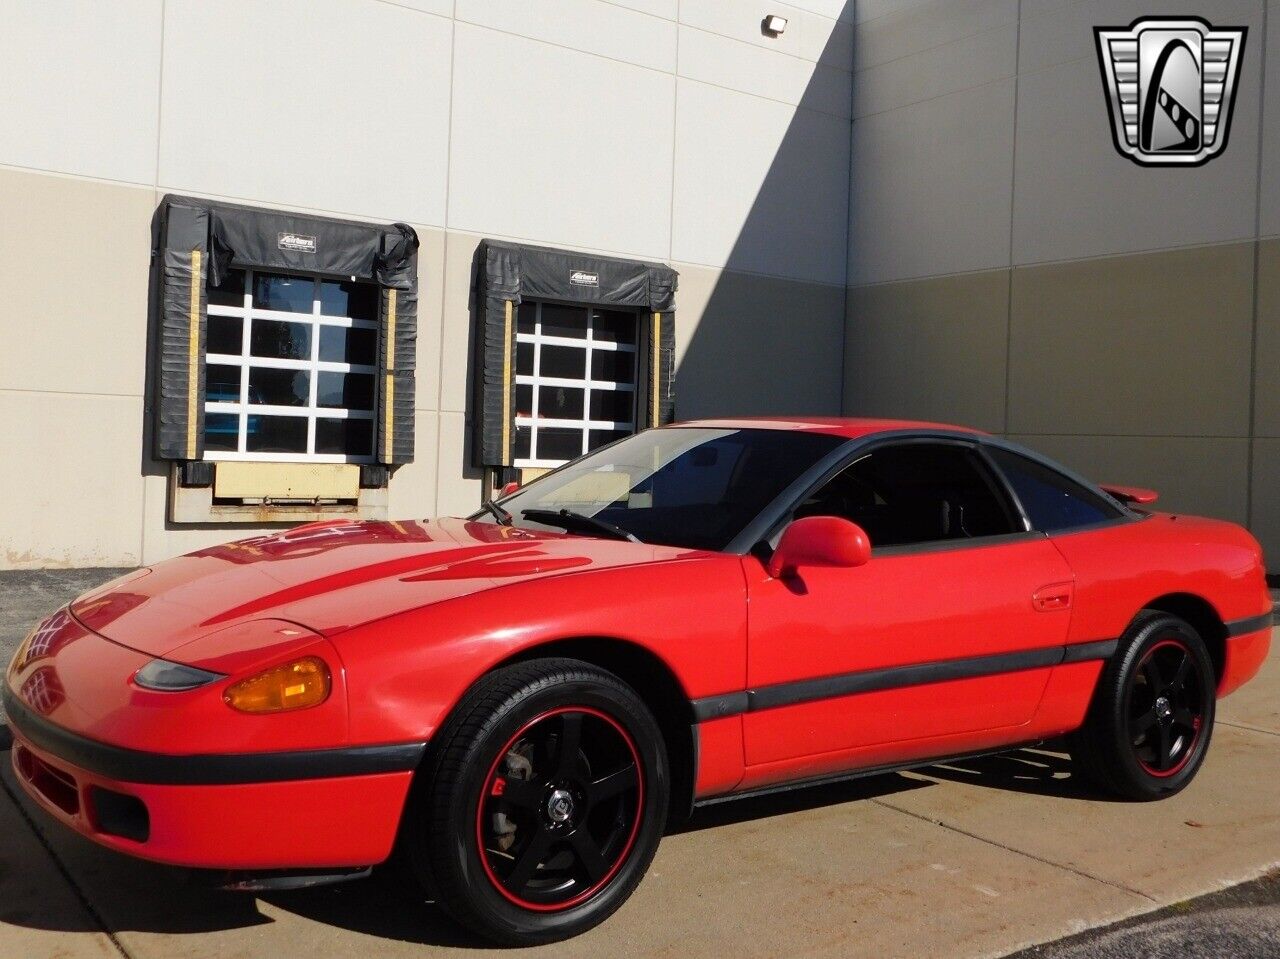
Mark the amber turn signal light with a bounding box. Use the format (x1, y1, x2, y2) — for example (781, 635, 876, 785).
(223, 657, 331, 714)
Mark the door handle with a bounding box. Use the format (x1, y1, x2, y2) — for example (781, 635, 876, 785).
(1033, 583, 1073, 612)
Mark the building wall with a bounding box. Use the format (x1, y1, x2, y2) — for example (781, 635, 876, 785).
(0, 0, 853, 568)
(843, 0, 1280, 559)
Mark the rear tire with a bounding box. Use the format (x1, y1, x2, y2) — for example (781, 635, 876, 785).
(405, 658, 668, 945)
(1070, 611, 1215, 801)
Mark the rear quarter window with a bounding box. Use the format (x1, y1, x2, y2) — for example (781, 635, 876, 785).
(987, 447, 1123, 533)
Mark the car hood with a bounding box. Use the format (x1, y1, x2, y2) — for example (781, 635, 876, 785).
(71, 518, 687, 661)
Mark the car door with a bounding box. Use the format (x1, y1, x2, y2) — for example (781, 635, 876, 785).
(741, 439, 1076, 775)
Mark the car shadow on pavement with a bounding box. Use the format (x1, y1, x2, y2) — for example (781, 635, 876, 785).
(916, 746, 1129, 802)
(0, 742, 1117, 950)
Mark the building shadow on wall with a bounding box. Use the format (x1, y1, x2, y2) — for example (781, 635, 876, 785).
(673, 3, 856, 420)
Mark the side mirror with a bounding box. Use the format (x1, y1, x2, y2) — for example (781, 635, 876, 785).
(766, 516, 871, 579)
(499, 481, 521, 497)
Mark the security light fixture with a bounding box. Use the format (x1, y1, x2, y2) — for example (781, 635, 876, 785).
(762, 14, 788, 36)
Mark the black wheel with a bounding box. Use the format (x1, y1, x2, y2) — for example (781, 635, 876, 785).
(1070, 611, 1215, 800)
(405, 658, 668, 945)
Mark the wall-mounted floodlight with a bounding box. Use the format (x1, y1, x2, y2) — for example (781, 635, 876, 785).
(761, 14, 788, 36)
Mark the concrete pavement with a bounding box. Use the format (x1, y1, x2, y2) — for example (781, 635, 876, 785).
(1, 570, 1278, 958)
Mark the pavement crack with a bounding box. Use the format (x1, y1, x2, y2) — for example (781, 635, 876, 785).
(0, 758, 134, 959)
(870, 797, 1160, 905)
(1220, 720, 1280, 737)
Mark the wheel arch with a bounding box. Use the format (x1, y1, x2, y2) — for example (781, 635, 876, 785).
(492, 636, 697, 828)
(1137, 592, 1228, 684)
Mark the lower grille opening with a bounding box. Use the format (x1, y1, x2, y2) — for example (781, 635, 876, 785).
(89, 786, 150, 843)
(15, 745, 80, 816)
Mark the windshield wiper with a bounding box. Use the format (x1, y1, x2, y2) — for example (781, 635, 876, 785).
(520, 508, 642, 544)
(481, 498, 513, 526)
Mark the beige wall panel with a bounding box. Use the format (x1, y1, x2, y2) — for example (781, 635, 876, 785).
(0, 171, 154, 397)
(1012, 4, 1263, 265)
(1253, 239, 1280, 436)
(436, 411, 484, 518)
(448, 24, 674, 261)
(1248, 439, 1280, 561)
(412, 225, 447, 414)
(848, 79, 1016, 284)
(0, 393, 145, 569)
(388, 412, 440, 521)
(140, 472, 264, 566)
(853, 0, 1015, 71)
(674, 264, 844, 418)
(1008, 434, 1250, 526)
(1008, 244, 1254, 437)
(457, 0, 677, 73)
(0, 0, 161, 184)
(852, 22, 1016, 118)
(439, 232, 485, 415)
(159, 0, 452, 225)
(677, 26, 852, 119)
(672, 81, 850, 283)
(679, 0, 854, 69)
(844, 271, 1009, 432)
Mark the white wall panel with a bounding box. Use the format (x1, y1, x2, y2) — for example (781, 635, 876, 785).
(848, 79, 1015, 284)
(457, 0, 677, 73)
(447, 24, 675, 260)
(852, 0, 1015, 71)
(678, 25, 852, 118)
(852, 22, 1016, 118)
(672, 80, 850, 283)
(0, 0, 161, 184)
(159, 0, 452, 225)
(679, 0, 854, 69)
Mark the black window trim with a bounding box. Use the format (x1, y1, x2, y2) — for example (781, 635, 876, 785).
(977, 437, 1142, 536)
(738, 429, 1144, 558)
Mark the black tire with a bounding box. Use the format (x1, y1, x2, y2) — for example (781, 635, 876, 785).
(404, 658, 668, 945)
(1070, 611, 1215, 801)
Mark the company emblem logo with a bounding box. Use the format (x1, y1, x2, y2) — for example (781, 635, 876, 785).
(569, 270, 599, 288)
(278, 232, 317, 253)
(1095, 17, 1246, 167)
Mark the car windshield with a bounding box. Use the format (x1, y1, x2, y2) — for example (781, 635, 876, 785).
(474, 427, 844, 551)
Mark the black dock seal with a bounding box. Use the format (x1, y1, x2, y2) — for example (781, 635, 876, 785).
(691, 638, 1119, 722)
(2, 684, 425, 786)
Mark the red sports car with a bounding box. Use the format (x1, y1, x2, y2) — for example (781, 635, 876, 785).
(4, 418, 1272, 944)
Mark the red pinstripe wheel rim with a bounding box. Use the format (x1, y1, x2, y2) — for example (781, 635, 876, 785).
(1128, 638, 1205, 778)
(475, 706, 644, 911)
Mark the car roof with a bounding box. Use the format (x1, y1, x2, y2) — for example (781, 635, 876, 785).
(670, 416, 985, 440)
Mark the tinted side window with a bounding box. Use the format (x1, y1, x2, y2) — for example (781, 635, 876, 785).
(986, 447, 1121, 532)
(795, 443, 1020, 547)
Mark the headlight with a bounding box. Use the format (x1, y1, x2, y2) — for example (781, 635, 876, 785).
(223, 657, 331, 714)
(134, 659, 225, 691)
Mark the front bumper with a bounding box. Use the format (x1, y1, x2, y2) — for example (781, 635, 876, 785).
(3, 684, 422, 869)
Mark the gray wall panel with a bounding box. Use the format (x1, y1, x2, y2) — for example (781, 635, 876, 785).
(849, 79, 1016, 284)
(1011, 39, 1262, 265)
(1009, 433, 1251, 526)
(1252, 238, 1280, 436)
(1008, 243, 1254, 437)
(843, 271, 1009, 432)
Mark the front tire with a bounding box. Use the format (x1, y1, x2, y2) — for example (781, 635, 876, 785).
(1070, 611, 1215, 800)
(406, 659, 668, 945)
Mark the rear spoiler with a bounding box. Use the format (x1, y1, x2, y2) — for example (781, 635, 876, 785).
(1100, 484, 1159, 505)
